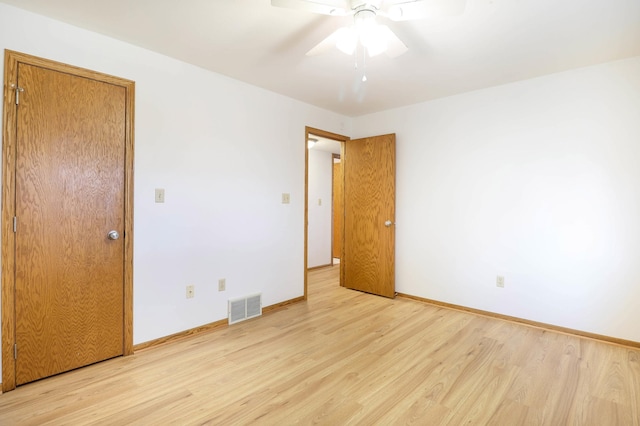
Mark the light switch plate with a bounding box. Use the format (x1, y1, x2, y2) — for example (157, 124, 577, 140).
(155, 188, 165, 203)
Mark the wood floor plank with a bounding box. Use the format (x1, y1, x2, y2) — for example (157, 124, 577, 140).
(0, 265, 639, 424)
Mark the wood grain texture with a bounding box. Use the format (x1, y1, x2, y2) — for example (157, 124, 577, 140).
(14, 63, 125, 385)
(332, 155, 342, 259)
(122, 59, 136, 358)
(397, 292, 640, 349)
(261, 295, 306, 314)
(307, 264, 332, 271)
(2, 50, 135, 391)
(133, 296, 305, 352)
(1, 49, 20, 391)
(0, 265, 638, 424)
(344, 133, 395, 298)
(133, 319, 229, 352)
(339, 141, 346, 287)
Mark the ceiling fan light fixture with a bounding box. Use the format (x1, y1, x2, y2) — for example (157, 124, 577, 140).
(347, 7, 390, 57)
(274, 0, 467, 59)
(335, 27, 358, 55)
(354, 8, 377, 31)
(361, 24, 389, 57)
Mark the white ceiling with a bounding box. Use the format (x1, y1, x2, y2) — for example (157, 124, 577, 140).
(2, 0, 639, 117)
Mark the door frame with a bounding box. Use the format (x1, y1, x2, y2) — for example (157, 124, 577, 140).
(1, 50, 135, 392)
(304, 126, 349, 299)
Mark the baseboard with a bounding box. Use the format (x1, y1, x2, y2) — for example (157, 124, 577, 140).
(307, 264, 332, 271)
(133, 319, 228, 352)
(262, 296, 305, 314)
(396, 292, 640, 349)
(133, 296, 306, 352)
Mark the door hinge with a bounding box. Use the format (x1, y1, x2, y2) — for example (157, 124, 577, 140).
(14, 343, 17, 359)
(13, 216, 17, 233)
(10, 84, 24, 105)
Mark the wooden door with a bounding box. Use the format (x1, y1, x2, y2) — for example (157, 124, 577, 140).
(12, 63, 126, 385)
(343, 134, 396, 298)
(332, 155, 343, 259)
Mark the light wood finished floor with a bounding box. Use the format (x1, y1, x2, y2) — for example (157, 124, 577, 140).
(1, 265, 639, 425)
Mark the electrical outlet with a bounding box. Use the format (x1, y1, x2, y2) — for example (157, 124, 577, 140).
(496, 276, 505, 288)
(281, 193, 290, 204)
(218, 278, 226, 292)
(186, 285, 195, 298)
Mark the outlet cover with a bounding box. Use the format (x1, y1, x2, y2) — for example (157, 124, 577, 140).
(496, 276, 505, 288)
(218, 278, 226, 292)
(186, 285, 195, 298)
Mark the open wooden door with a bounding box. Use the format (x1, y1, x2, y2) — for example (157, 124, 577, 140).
(343, 134, 395, 298)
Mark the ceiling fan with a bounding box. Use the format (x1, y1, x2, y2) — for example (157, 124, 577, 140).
(271, 0, 468, 58)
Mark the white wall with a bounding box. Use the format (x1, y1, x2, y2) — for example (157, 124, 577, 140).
(2, 3, 639, 384)
(353, 56, 640, 342)
(307, 149, 334, 267)
(0, 2, 351, 376)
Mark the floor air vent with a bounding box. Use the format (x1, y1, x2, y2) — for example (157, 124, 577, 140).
(228, 293, 262, 325)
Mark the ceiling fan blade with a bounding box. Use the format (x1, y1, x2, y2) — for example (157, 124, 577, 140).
(379, 26, 408, 58)
(306, 28, 343, 56)
(382, 0, 468, 21)
(271, 0, 350, 16)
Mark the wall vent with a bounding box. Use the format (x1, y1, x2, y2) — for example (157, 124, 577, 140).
(228, 293, 262, 325)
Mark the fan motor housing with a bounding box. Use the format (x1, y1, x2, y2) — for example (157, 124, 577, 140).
(351, 1, 382, 12)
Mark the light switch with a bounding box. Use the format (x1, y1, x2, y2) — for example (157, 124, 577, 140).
(318, 198, 322, 206)
(155, 188, 165, 203)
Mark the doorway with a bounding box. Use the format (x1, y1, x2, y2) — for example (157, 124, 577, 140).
(1, 51, 135, 391)
(307, 133, 343, 269)
(304, 128, 396, 300)
(332, 153, 343, 264)
(304, 127, 348, 298)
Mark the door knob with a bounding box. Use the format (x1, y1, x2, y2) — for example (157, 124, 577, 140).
(384, 220, 393, 227)
(107, 230, 120, 240)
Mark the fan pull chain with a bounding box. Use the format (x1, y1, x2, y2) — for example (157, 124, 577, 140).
(362, 48, 367, 82)
(353, 43, 367, 82)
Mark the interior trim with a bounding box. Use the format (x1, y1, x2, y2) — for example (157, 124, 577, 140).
(133, 296, 305, 352)
(397, 292, 640, 349)
(307, 264, 332, 271)
(133, 319, 229, 352)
